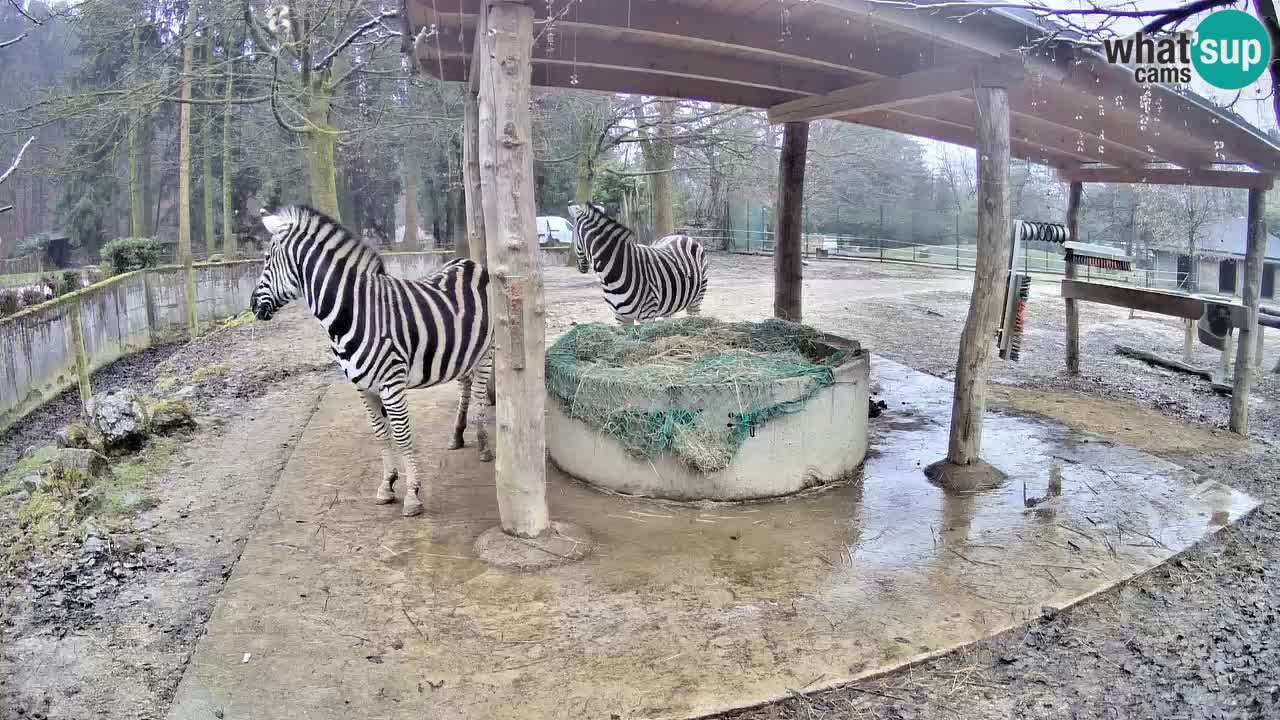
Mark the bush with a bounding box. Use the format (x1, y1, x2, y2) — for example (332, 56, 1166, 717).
(101, 238, 162, 274)
(0, 290, 18, 317)
(62, 270, 83, 293)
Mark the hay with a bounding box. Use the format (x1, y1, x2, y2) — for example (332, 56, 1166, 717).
(545, 317, 845, 474)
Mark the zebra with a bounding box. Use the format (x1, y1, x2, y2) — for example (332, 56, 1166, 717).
(567, 202, 708, 325)
(250, 205, 494, 517)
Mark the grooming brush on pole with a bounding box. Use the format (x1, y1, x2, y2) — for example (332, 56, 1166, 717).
(1062, 241, 1134, 272)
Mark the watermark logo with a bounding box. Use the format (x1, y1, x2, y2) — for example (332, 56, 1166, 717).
(1101, 9, 1271, 90)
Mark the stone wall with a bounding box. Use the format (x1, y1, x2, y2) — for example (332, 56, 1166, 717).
(0, 249, 568, 433)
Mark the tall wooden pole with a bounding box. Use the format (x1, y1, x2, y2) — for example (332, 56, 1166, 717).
(463, 90, 486, 262)
(1230, 187, 1267, 434)
(773, 121, 808, 322)
(478, 1, 549, 538)
(1063, 181, 1083, 374)
(946, 86, 1011, 467)
(178, 14, 198, 339)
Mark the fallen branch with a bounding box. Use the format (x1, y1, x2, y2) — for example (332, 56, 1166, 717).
(0, 135, 34, 185)
(1114, 344, 1211, 381)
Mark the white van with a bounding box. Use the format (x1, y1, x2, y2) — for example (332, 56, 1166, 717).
(537, 215, 573, 246)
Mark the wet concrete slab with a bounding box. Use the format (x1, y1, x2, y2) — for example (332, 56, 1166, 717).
(166, 358, 1257, 720)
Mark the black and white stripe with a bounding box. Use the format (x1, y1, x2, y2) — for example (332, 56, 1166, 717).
(567, 203, 709, 324)
(251, 205, 493, 517)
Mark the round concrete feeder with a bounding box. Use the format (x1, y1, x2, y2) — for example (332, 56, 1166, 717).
(547, 334, 870, 501)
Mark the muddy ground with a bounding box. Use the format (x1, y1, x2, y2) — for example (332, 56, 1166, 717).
(2, 253, 1278, 719)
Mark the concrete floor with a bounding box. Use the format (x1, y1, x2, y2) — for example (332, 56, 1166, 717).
(166, 358, 1257, 720)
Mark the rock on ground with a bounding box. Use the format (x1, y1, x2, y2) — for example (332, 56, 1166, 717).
(86, 391, 150, 454)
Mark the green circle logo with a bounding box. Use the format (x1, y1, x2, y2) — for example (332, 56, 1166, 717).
(1192, 10, 1271, 90)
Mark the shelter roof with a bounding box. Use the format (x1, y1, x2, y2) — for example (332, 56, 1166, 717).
(408, 0, 1280, 184)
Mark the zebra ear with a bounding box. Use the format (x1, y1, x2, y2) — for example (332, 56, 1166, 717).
(567, 204, 582, 219)
(261, 212, 290, 237)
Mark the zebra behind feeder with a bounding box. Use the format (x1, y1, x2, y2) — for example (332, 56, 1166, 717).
(251, 205, 494, 517)
(568, 202, 709, 325)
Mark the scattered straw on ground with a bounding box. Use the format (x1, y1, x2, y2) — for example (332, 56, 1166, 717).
(989, 386, 1244, 455)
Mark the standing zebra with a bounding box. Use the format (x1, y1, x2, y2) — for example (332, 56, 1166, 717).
(567, 203, 708, 324)
(251, 205, 494, 517)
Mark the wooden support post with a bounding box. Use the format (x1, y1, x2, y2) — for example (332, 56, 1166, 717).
(945, 86, 1012, 469)
(478, 1, 549, 538)
(1257, 326, 1265, 371)
(773, 121, 808, 323)
(1230, 187, 1267, 434)
(1183, 319, 1195, 363)
(67, 301, 91, 407)
(1064, 181, 1082, 374)
(463, 90, 486, 262)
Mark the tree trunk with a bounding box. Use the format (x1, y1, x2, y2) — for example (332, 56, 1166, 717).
(1253, 0, 1280, 126)
(451, 134, 467, 258)
(178, 15, 198, 338)
(773, 121, 808, 323)
(1187, 228, 1199, 292)
(574, 151, 594, 205)
(221, 51, 236, 260)
(1064, 181, 1082, 374)
(641, 99, 677, 238)
(479, 1, 549, 538)
(142, 114, 154, 237)
(463, 91, 485, 261)
(128, 26, 148, 238)
(306, 88, 341, 219)
(202, 34, 216, 256)
(402, 158, 419, 250)
(1230, 188, 1267, 434)
(946, 86, 1011, 468)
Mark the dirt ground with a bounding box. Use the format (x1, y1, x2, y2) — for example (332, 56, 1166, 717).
(2, 253, 1278, 719)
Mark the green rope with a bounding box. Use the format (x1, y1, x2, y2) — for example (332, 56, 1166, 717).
(545, 317, 844, 473)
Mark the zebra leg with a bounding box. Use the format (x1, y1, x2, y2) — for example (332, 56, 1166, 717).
(474, 353, 494, 463)
(380, 386, 427, 517)
(360, 391, 399, 505)
(449, 375, 473, 450)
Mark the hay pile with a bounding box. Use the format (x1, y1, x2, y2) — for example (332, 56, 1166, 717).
(545, 317, 845, 473)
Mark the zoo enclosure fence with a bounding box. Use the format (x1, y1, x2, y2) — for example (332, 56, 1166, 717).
(689, 228, 1185, 290)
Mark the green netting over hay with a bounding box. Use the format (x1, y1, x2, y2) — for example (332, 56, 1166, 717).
(545, 316, 849, 474)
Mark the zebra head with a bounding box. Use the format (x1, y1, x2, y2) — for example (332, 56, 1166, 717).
(251, 209, 303, 321)
(566, 202, 621, 275)
(566, 203, 591, 273)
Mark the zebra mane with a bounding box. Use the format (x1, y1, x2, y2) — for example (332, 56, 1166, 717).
(271, 204, 386, 275)
(584, 203, 638, 244)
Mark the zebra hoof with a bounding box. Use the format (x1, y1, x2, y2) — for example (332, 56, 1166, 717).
(479, 448, 495, 463)
(447, 436, 464, 450)
(374, 481, 396, 504)
(402, 500, 424, 517)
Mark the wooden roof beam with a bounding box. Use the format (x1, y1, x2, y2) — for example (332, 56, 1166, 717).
(420, 0, 928, 81)
(1007, 85, 1214, 172)
(845, 109, 1086, 169)
(767, 56, 1024, 124)
(812, 0, 1067, 80)
(1058, 165, 1275, 190)
(436, 29, 857, 98)
(430, 58, 808, 110)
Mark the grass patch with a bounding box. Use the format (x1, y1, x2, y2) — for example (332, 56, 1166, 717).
(221, 310, 256, 330)
(192, 364, 229, 382)
(154, 375, 180, 393)
(4, 444, 56, 483)
(9, 437, 176, 551)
